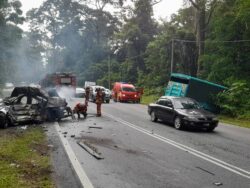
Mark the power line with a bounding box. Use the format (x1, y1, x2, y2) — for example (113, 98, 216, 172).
(173, 39, 250, 43)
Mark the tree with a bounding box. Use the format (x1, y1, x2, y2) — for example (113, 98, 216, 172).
(114, 0, 157, 83)
(27, 0, 121, 83)
(0, 0, 24, 83)
(187, 0, 217, 75)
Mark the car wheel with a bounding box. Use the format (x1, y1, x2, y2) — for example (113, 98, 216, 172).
(0, 112, 8, 129)
(207, 125, 216, 132)
(106, 100, 110, 103)
(150, 111, 158, 122)
(174, 116, 183, 130)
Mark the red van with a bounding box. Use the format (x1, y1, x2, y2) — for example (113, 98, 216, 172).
(112, 82, 142, 103)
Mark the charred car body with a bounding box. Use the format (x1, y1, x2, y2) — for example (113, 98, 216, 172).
(0, 87, 73, 128)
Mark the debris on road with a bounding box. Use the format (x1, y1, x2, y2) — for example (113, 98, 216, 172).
(20, 126, 28, 130)
(62, 132, 68, 134)
(71, 135, 75, 138)
(213, 182, 223, 186)
(77, 141, 104, 160)
(88, 126, 103, 129)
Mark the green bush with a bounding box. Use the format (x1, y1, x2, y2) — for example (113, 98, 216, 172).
(217, 81, 250, 119)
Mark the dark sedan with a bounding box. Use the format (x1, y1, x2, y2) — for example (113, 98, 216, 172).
(148, 96, 219, 131)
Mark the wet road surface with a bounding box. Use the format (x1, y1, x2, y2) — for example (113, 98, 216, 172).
(49, 98, 250, 188)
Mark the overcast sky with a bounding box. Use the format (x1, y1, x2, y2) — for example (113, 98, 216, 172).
(20, 0, 183, 30)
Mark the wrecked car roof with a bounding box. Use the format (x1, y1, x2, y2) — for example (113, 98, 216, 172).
(11, 86, 49, 99)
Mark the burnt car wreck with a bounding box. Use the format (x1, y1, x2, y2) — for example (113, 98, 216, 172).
(0, 86, 73, 128)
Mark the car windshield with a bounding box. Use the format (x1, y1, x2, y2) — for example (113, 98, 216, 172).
(173, 98, 201, 109)
(122, 87, 136, 92)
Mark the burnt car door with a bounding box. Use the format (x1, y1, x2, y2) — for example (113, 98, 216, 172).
(8, 95, 43, 125)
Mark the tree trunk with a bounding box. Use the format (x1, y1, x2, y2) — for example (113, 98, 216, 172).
(195, 2, 206, 75)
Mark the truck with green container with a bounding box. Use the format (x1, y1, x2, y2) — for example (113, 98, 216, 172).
(165, 73, 227, 113)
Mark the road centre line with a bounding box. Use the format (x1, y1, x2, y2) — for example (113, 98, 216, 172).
(104, 113, 250, 179)
(54, 122, 94, 188)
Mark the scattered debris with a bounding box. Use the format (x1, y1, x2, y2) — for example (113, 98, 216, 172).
(64, 135, 66, 138)
(20, 126, 28, 130)
(111, 134, 116, 136)
(88, 126, 103, 129)
(213, 182, 223, 186)
(86, 131, 92, 134)
(47, 144, 54, 148)
(196, 167, 215, 176)
(71, 135, 75, 138)
(62, 132, 68, 134)
(77, 141, 104, 160)
(10, 163, 20, 168)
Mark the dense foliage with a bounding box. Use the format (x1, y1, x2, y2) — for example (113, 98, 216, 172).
(0, 0, 249, 118)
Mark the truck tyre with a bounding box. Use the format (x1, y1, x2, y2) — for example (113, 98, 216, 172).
(174, 116, 183, 130)
(150, 111, 158, 122)
(0, 113, 8, 129)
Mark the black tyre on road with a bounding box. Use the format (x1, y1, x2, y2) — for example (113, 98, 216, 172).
(174, 116, 183, 130)
(150, 111, 158, 122)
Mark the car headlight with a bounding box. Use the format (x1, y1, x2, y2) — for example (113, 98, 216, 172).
(122, 94, 126, 97)
(212, 117, 218, 121)
(134, 95, 137, 97)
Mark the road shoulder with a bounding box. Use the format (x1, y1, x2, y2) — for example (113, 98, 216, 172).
(45, 122, 83, 188)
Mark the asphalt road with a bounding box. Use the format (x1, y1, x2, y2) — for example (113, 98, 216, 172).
(53, 98, 250, 188)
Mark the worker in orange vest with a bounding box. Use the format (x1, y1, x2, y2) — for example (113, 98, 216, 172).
(95, 88, 103, 117)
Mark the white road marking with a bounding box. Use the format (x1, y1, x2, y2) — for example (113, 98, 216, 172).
(104, 113, 250, 179)
(54, 122, 94, 188)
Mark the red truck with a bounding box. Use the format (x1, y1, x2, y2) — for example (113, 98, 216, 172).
(40, 72, 76, 97)
(112, 82, 143, 103)
(40, 72, 76, 88)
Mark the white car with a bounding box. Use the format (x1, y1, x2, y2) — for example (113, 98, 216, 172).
(89, 86, 110, 103)
(75, 87, 85, 98)
(105, 88, 112, 99)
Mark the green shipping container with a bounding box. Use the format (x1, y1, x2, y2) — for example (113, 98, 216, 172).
(165, 73, 227, 113)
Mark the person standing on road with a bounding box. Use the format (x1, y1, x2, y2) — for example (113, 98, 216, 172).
(95, 88, 103, 117)
(85, 86, 90, 106)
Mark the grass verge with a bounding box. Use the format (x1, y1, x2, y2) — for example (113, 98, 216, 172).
(219, 116, 250, 129)
(0, 126, 54, 188)
(141, 94, 159, 105)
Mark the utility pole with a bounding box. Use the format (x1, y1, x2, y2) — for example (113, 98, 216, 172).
(108, 55, 111, 90)
(171, 39, 174, 74)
